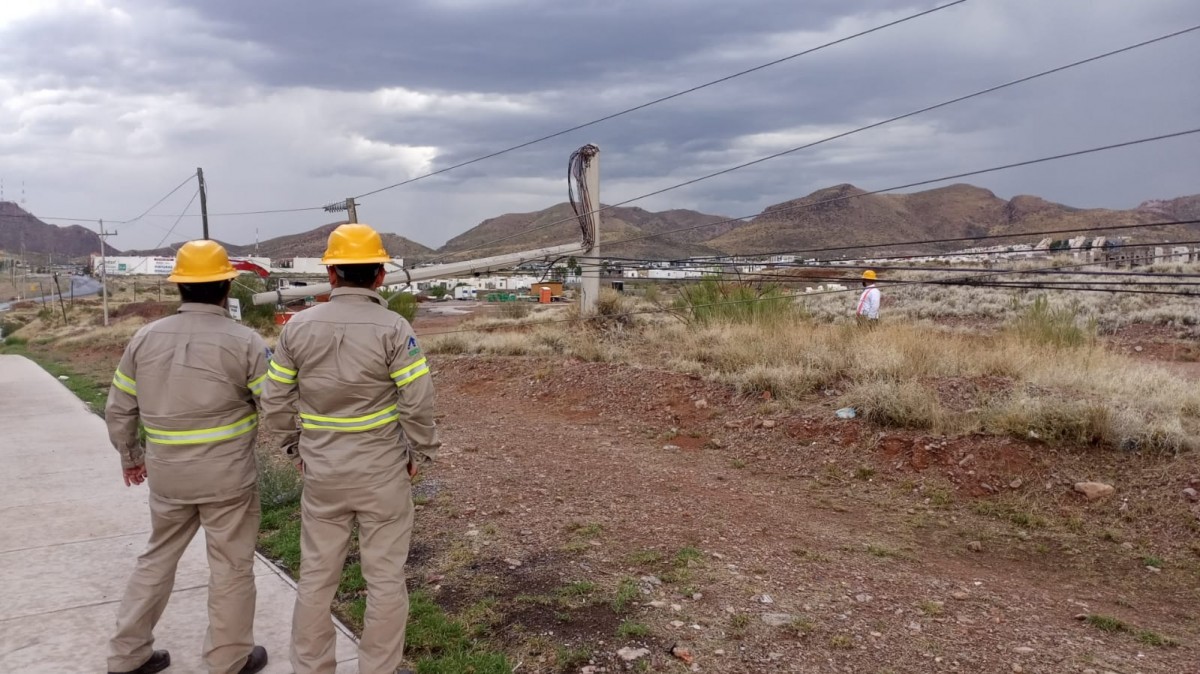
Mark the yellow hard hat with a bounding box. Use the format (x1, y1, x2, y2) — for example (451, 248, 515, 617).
(168, 240, 239, 283)
(321, 223, 391, 265)
(862, 270, 877, 281)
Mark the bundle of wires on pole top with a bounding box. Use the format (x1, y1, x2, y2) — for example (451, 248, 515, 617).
(568, 144, 600, 249)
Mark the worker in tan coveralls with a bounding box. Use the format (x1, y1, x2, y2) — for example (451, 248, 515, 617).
(261, 223, 439, 674)
(105, 240, 270, 674)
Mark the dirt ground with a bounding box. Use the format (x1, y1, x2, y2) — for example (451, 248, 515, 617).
(12, 300, 1199, 673)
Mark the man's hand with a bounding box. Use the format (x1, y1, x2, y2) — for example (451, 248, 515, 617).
(408, 461, 418, 479)
(123, 464, 147, 487)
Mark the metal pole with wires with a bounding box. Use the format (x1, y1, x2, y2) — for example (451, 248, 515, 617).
(98, 219, 115, 327)
(572, 144, 601, 314)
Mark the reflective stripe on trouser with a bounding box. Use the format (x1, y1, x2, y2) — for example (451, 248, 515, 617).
(390, 358, 429, 388)
(143, 414, 258, 445)
(108, 490, 261, 674)
(299, 405, 399, 432)
(292, 477, 414, 674)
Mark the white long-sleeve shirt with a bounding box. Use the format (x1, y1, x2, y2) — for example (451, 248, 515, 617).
(856, 285, 880, 319)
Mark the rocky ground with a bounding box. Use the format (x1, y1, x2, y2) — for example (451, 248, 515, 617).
(8, 299, 1199, 673)
(402, 354, 1199, 673)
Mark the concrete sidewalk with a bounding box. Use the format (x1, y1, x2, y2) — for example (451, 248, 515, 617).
(0, 355, 358, 673)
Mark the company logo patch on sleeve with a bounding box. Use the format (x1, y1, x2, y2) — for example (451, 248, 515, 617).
(407, 335, 421, 356)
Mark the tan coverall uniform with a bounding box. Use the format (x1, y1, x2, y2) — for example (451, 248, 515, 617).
(261, 286, 439, 674)
(105, 303, 270, 674)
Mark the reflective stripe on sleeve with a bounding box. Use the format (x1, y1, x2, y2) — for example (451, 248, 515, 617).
(299, 405, 400, 432)
(390, 357, 430, 388)
(248, 373, 267, 397)
(112, 369, 137, 396)
(268, 360, 297, 385)
(143, 414, 258, 446)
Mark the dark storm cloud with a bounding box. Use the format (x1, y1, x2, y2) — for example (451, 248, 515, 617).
(1, 0, 1197, 250)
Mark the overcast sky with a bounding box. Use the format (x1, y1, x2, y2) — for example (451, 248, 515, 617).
(1, 0, 1197, 250)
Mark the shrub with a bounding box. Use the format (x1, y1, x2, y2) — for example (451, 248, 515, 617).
(496, 300, 531, 320)
(674, 278, 798, 326)
(230, 276, 279, 330)
(381, 290, 418, 323)
(1008, 295, 1093, 348)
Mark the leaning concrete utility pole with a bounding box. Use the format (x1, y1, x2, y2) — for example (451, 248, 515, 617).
(577, 144, 600, 315)
(97, 219, 115, 327)
(197, 168, 210, 240)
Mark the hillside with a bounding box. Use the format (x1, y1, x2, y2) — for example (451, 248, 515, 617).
(0, 202, 114, 258)
(704, 184, 1200, 256)
(436, 203, 726, 261)
(126, 221, 435, 261)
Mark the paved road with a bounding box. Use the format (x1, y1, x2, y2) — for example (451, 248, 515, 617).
(0, 355, 358, 673)
(0, 275, 103, 313)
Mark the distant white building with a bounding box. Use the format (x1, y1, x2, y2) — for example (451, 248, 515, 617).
(271, 257, 403, 275)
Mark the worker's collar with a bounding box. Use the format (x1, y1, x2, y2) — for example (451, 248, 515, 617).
(178, 303, 230, 317)
(330, 286, 388, 307)
(864, 283, 877, 288)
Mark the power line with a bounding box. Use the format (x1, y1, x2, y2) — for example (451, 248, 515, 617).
(601, 128, 1200, 251)
(412, 251, 1200, 335)
(352, 0, 969, 201)
(424, 26, 1200, 263)
(115, 173, 198, 225)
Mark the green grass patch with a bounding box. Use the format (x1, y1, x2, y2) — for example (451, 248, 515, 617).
(1084, 614, 1177, 648)
(557, 581, 597, 598)
(627, 550, 664, 566)
(258, 518, 302, 574)
(617, 620, 651, 638)
(340, 562, 367, 594)
(612, 577, 639, 614)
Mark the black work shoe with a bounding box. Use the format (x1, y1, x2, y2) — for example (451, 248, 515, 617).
(237, 645, 268, 674)
(109, 650, 170, 674)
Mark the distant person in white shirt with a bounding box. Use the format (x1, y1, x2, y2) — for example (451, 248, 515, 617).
(856, 270, 880, 322)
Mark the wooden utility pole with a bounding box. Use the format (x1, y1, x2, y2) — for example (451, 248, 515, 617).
(52, 273, 67, 322)
(578, 144, 601, 315)
(197, 167, 210, 239)
(346, 197, 358, 224)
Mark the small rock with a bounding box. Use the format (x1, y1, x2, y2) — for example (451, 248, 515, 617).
(1146, 565, 1161, 574)
(835, 407, 857, 419)
(464, 530, 480, 537)
(870, 631, 883, 638)
(967, 541, 984, 553)
(855, 593, 873, 603)
(671, 603, 682, 612)
(1134, 345, 1144, 353)
(670, 620, 686, 628)
(641, 575, 663, 586)
(580, 667, 597, 674)
(951, 591, 969, 601)
(694, 398, 709, 409)
(762, 419, 777, 429)
(617, 647, 650, 662)
(760, 613, 795, 627)
(759, 594, 774, 605)
(1183, 487, 1199, 503)
(908, 621, 922, 633)
(670, 644, 695, 665)
(57, 375, 69, 381)
(662, 444, 682, 451)
(1120, 542, 1134, 550)
(1012, 664, 1024, 673)
(649, 601, 667, 609)
(1074, 481, 1115, 500)
(768, 652, 783, 661)
(714, 649, 726, 656)
(692, 593, 703, 600)
(1010, 478, 1023, 489)
(1013, 646, 1035, 655)
(504, 558, 522, 568)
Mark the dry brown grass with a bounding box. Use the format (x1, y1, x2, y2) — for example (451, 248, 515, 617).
(427, 307, 1200, 454)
